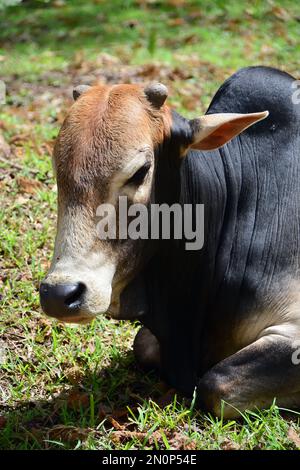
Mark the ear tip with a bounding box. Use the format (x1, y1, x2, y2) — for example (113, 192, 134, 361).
(254, 110, 269, 121)
(145, 82, 168, 95)
(73, 84, 91, 101)
(261, 110, 269, 118)
(144, 82, 168, 108)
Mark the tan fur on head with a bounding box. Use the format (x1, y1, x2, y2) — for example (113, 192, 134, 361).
(54, 84, 171, 188)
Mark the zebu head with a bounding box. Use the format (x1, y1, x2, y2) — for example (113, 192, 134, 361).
(40, 82, 267, 323)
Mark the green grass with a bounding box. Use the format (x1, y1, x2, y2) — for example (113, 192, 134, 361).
(1, 0, 300, 450)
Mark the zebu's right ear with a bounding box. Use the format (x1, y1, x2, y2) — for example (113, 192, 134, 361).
(73, 85, 91, 101)
(189, 111, 269, 151)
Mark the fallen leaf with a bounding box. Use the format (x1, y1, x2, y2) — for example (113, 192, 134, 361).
(182, 34, 198, 45)
(37, 318, 52, 329)
(66, 389, 89, 409)
(111, 430, 147, 444)
(168, 18, 186, 27)
(271, 6, 291, 21)
(287, 426, 300, 448)
(221, 437, 240, 450)
(16, 176, 42, 194)
(169, 432, 198, 450)
(108, 416, 125, 431)
(137, 64, 160, 79)
(110, 428, 194, 449)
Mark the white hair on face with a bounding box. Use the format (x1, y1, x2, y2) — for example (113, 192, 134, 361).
(107, 146, 154, 205)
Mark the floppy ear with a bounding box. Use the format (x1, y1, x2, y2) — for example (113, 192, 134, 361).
(189, 111, 269, 151)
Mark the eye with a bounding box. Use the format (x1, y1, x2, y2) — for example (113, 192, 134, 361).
(126, 161, 151, 186)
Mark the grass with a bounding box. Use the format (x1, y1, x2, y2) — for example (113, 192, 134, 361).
(0, 0, 300, 450)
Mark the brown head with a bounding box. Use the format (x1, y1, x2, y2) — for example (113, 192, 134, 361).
(39, 82, 268, 323)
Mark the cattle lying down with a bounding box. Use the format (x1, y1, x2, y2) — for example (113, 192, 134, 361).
(39, 66, 300, 418)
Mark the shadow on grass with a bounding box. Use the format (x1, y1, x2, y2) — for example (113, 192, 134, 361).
(0, 350, 173, 449)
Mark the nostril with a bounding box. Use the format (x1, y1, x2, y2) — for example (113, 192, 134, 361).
(39, 281, 87, 318)
(65, 282, 86, 308)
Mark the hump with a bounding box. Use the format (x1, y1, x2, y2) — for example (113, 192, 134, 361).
(183, 66, 300, 289)
(206, 66, 299, 136)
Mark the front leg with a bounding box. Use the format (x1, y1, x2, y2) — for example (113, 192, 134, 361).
(197, 333, 300, 418)
(133, 327, 161, 371)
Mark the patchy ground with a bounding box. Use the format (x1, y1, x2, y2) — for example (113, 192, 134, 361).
(1, 0, 300, 450)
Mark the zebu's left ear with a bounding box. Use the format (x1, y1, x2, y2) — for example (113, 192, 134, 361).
(73, 85, 91, 101)
(189, 111, 269, 151)
(144, 82, 168, 108)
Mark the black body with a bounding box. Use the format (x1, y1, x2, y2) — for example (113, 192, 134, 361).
(141, 66, 300, 399)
